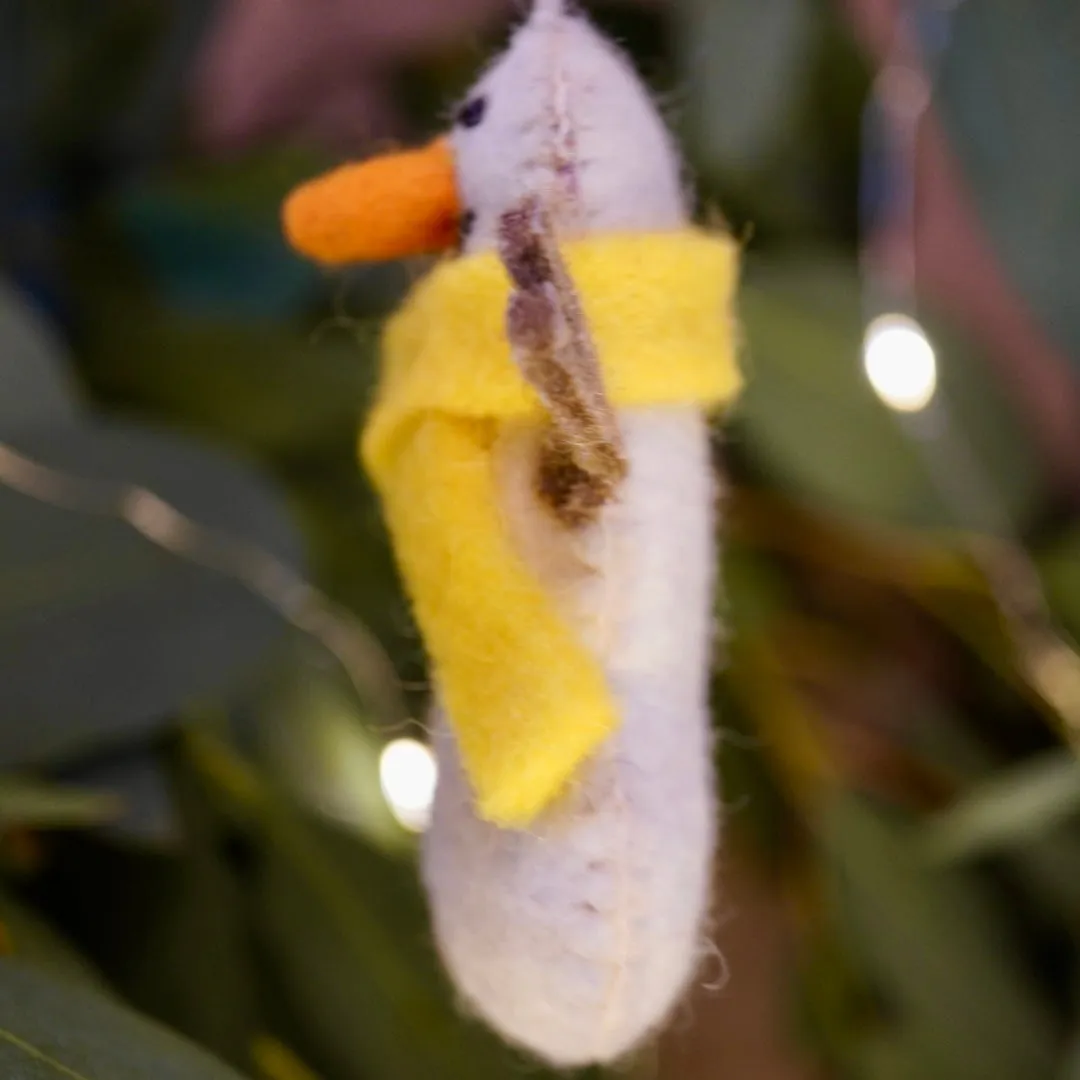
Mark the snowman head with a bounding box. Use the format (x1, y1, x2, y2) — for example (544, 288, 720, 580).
(450, 0, 687, 252)
(283, 0, 688, 266)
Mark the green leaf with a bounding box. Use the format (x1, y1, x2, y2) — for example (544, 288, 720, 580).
(186, 731, 555, 1080)
(819, 793, 1059, 1080)
(0, 890, 105, 988)
(0, 777, 122, 830)
(80, 295, 379, 463)
(16, 790, 264, 1073)
(0, 285, 83, 433)
(1007, 831, 1080, 936)
(677, 0, 815, 175)
(934, 0, 1080, 367)
(1038, 526, 1080, 639)
(72, 748, 179, 843)
(1060, 1032, 1080, 1080)
(0, 422, 302, 768)
(735, 253, 1046, 530)
(116, 185, 319, 323)
(252, 812, 534, 1080)
(0, 959, 248, 1079)
(106, 747, 265, 1068)
(255, 635, 407, 850)
(922, 752, 1080, 862)
(677, 0, 867, 239)
(71, 203, 391, 462)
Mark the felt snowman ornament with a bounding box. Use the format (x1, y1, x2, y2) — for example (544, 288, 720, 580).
(283, 0, 742, 1067)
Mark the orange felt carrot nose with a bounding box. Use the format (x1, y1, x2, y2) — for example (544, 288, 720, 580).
(282, 137, 461, 265)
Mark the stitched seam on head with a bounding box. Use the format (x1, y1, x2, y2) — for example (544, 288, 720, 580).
(543, 11, 582, 233)
(539, 12, 636, 1048)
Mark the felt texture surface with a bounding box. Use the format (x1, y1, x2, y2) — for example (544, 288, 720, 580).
(361, 228, 740, 825)
(281, 137, 460, 265)
(423, 408, 720, 1066)
(451, 1, 688, 254)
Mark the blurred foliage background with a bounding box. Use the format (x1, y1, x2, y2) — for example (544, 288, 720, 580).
(0, 0, 1079, 1077)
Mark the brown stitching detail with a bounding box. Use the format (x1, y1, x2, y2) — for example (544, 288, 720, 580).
(498, 197, 627, 527)
(536, 434, 619, 527)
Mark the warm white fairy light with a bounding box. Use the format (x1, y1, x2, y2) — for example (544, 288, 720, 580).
(379, 738, 437, 831)
(862, 313, 938, 412)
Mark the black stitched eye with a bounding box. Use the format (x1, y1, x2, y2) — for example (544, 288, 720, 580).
(456, 95, 488, 129)
(459, 209, 476, 241)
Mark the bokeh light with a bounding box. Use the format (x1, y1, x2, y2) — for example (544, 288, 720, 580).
(862, 313, 938, 413)
(379, 738, 437, 832)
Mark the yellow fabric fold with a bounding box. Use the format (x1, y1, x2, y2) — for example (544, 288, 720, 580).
(361, 229, 741, 827)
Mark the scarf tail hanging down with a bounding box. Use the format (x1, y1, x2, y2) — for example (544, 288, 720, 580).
(362, 229, 742, 828)
(382, 414, 618, 826)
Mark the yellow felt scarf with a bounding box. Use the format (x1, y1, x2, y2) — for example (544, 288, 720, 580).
(361, 229, 741, 827)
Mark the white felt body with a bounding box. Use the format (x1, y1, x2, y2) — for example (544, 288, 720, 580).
(420, 1, 723, 1067)
(422, 406, 718, 1067)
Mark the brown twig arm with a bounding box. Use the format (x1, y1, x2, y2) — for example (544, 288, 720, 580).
(498, 197, 627, 526)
